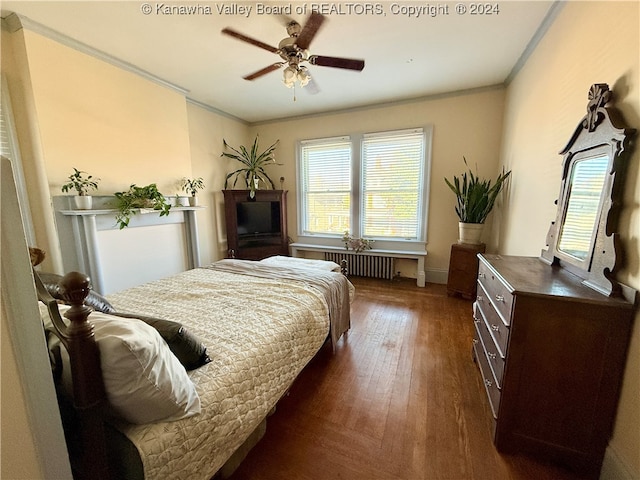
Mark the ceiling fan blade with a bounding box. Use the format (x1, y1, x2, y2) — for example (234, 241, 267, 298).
(310, 56, 365, 71)
(221, 28, 278, 53)
(296, 12, 326, 50)
(243, 63, 282, 81)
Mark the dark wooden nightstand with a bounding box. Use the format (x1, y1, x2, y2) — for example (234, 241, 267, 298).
(446, 243, 486, 300)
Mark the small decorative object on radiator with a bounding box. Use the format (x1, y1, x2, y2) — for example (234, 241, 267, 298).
(341, 231, 374, 253)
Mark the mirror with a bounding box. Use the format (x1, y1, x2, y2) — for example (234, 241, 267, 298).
(557, 152, 609, 261)
(541, 84, 636, 298)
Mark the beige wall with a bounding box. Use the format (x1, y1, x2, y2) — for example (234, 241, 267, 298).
(185, 102, 250, 263)
(499, 2, 640, 478)
(253, 87, 506, 278)
(5, 26, 251, 272)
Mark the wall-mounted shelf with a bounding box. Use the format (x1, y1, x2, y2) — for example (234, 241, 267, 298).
(59, 206, 204, 216)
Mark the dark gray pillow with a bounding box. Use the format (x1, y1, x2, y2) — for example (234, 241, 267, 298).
(111, 312, 212, 371)
(36, 272, 211, 370)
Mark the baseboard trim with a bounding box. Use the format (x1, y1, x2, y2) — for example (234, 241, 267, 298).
(599, 445, 637, 480)
(426, 268, 448, 285)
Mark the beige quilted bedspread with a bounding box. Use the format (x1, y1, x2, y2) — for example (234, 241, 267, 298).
(106, 266, 340, 480)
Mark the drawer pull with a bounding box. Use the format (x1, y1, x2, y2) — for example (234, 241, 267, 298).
(479, 272, 486, 279)
(495, 294, 505, 303)
(477, 295, 484, 302)
(484, 379, 493, 388)
(491, 324, 500, 332)
(488, 352, 497, 360)
(472, 339, 478, 345)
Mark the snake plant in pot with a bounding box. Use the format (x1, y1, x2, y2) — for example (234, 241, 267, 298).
(221, 136, 281, 199)
(444, 157, 511, 244)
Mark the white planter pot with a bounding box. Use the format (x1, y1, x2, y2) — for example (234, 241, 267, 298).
(73, 195, 92, 210)
(177, 196, 190, 207)
(458, 222, 484, 245)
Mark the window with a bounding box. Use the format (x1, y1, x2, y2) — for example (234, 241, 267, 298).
(299, 136, 352, 235)
(1, 76, 35, 244)
(298, 127, 431, 248)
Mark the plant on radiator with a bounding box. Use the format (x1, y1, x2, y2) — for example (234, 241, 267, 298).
(342, 231, 374, 253)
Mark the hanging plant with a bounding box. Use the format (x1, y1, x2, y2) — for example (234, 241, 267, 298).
(113, 183, 171, 229)
(221, 136, 281, 198)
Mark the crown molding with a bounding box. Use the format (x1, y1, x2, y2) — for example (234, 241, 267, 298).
(186, 97, 248, 125)
(1, 12, 189, 96)
(505, 1, 565, 85)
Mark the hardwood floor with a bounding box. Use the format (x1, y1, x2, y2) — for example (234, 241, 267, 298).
(228, 277, 589, 480)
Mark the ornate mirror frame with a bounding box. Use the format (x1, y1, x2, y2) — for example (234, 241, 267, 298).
(541, 84, 636, 298)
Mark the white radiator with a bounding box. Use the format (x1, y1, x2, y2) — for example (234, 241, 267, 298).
(324, 252, 395, 280)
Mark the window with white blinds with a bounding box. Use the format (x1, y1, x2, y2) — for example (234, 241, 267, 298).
(362, 129, 424, 239)
(298, 128, 429, 243)
(299, 136, 352, 235)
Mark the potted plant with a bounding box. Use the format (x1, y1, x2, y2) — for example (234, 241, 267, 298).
(221, 136, 281, 198)
(113, 183, 171, 229)
(342, 231, 375, 253)
(61, 167, 100, 209)
(444, 157, 511, 244)
(180, 177, 205, 206)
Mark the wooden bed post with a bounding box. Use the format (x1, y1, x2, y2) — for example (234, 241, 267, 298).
(36, 270, 111, 480)
(59, 272, 111, 480)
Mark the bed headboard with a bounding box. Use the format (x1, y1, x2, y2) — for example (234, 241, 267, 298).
(34, 269, 111, 480)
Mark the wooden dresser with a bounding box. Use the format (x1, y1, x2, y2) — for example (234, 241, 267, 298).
(472, 254, 634, 477)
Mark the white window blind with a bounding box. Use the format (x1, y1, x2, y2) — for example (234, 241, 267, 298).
(300, 137, 352, 235)
(361, 129, 424, 239)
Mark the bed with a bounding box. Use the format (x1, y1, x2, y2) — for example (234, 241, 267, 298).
(34, 254, 353, 480)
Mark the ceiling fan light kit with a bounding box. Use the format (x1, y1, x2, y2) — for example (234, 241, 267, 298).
(222, 12, 365, 92)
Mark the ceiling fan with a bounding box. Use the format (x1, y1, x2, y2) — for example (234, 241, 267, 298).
(221, 12, 365, 91)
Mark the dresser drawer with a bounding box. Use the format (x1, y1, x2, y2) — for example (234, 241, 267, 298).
(473, 309, 505, 386)
(476, 281, 509, 357)
(472, 332, 501, 419)
(478, 259, 514, 325)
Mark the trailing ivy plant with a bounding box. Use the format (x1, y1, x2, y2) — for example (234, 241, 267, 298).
(221, 136, 281, 198)
(444, 157, 511, 224)
(113, 183, 171, 229)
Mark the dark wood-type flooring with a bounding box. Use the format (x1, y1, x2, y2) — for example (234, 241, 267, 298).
(228, 277, 589, 480)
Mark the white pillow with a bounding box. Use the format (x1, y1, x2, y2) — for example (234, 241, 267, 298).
(40, 303, 201, 424)
(260, 255, 342, 272)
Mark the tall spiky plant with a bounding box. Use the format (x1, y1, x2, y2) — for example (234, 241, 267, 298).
(221, 136, 281, 198)
(444, 157, 511, 224)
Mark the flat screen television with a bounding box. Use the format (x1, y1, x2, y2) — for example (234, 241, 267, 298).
(236, 201, 282, 241)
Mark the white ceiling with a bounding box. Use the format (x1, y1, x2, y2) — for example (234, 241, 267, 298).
(1, 1, 556, 124)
